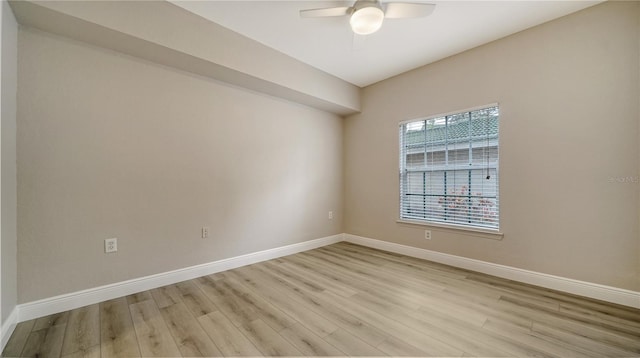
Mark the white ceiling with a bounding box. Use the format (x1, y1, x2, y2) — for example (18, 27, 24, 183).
(172, 1, 600, 87)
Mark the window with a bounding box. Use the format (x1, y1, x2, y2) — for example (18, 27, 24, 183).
(399, 105, 499, 230)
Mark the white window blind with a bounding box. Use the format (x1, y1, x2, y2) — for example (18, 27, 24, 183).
(399, 105, 499, 230)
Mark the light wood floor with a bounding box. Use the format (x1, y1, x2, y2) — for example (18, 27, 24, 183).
(3, 242, 640, 357)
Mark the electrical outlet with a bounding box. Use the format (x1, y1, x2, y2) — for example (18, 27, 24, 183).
(424, 230, 432, 240)
(328, 211, 333, 220)
(202, 227, 209, 239)
(105, 238, 117, 253)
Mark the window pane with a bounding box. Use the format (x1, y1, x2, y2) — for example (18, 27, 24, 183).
(406, 152, 424, 168)
(400, 105, 499, 230)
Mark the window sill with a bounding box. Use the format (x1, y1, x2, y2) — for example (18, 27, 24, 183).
(396, 219, 504, 240)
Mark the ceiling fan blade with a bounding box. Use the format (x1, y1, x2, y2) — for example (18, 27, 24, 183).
(384, 2, 435, 18)
(300, 7, 351, 18)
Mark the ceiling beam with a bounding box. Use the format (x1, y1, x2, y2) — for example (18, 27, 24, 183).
(9, 0, 361, 116)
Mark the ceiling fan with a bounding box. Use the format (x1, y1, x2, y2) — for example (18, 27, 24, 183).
(300, 0, 436, 35)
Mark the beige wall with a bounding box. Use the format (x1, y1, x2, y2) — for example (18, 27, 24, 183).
(344, 1, 640, 291)
(17, 28, 343, 303)
(1, 0, 18, 324)
(14, 0, 640, 305)
(9, 0, 360, 115)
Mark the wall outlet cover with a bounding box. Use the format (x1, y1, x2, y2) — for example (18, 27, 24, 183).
(105, 238, 117, 253)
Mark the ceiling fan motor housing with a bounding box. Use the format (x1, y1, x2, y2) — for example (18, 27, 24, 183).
(351, 0, 383, 12)
(350, 0, 385, 35)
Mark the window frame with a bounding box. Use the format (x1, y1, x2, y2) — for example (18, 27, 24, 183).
(398, 104, 502, 236)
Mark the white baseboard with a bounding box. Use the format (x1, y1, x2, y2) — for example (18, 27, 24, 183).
(11, 231, 639, 331)
(17, 234, 343, 322)
(344, 234, 640, 309)
(1, 307, 18, 352)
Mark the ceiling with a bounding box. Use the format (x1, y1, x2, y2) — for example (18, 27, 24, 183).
(171, 0, 600, 87)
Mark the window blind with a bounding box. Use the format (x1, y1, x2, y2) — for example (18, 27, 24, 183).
(399, 105, 499, 230)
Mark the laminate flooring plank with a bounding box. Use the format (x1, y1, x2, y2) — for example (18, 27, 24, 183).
(327, 246, 473, 297)
(60, 304, 100, 356)
(290, 255, 480, 355)
(415, 301, 553, 357)
(388, 301, 517, 356)
(33, 312, 70, 331)
(214, 274, 297, 332)
(129, 299, 181, 357)
(558, 303, 640, 332)
(21, 324, 66, 358)
(464, 275, 568, 310)
(343, 243, 465, 277)
(348, 278, 487, 329)
(391, 267, 505, 303)
(174, 280, 218, 317)
(256, 260, 390, 346)
(497, 295, 640, 337)
(290, 253, 431, 311)
(260, 260, 327, 294)
(496, 293, 640, 351)
(308, 252, 443, 309)
(2, 319, 35, 357)
(100, 297, 141, 358)
(482, 319, 600, 358)
(279, 323, 345, 356)
(332, 242, 470, 281)
(354, 248, 511, 302)
(159, 301, 222, 357)
(306, 248, 447, 301)
(276, 260, 358, 297)
(319, 245, 437, 281)
(316, 291, 463, 357)
(330, 268, 584, 356)
(323, 328, 386, 356)
(468, 270, 640, 320)
(498, 290, 562, 311)
(197, 311, 262, 357)
(228, 266, 339, 337)
(466, 272, 562, 298)
(439, 281, 506, 303)
(470, 296, 544, 330)
(531, 314, 640, 353)
(125, 291, 152, 305)
(558, 300, 640, 325)
(494, 288, 564, 312)
(426, 286, 532, 329)
(206, 272, 226, 281)
(531, 322, 638, 357)
(305, 249, 444, 298)
(343, 291, 511, 357)
(238, 319, 302, 356)
(376, 336, 434, 357)
(416, 298, 489, 327)
(61, 344, 100, 358)
(338, 242, 468, 279)
(150, 285, 182, 309)
(281, 254, 366, 294)
(329, 245, 507, 305)
(350, 291, 420, 319)
(193, 275, 260, 327)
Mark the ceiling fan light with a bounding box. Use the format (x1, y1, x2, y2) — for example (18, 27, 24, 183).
(350, 6, 384, 35)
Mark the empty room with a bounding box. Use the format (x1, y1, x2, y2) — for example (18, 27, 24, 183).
(0, 0, 639, 357)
